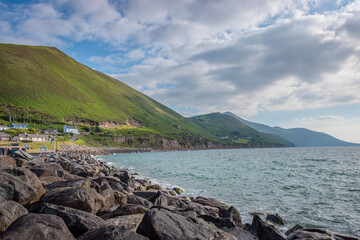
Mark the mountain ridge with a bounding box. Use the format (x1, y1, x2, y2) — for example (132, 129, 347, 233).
(223, 112, 359, 147)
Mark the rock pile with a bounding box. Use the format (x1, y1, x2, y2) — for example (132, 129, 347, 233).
(0, 151, 358, 240)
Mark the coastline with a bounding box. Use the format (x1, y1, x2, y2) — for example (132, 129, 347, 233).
(0, 150, 358, 240)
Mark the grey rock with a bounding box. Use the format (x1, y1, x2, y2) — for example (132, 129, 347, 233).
(287, 228, 336, 240)
(0, 156, 16, 168)
(77, 225, 148, 240)
(199, 214, 236, 229)
(41, 187, 105, 214)
(266, 213, 286, 225)
(195, 196, 230, 216)
(251, 215, 285, 240)
(101, 204, 148, 220)
(136, 207, 236, 240)
(0, 167, 45, 205)
(224, 206, 242, 228)
(127, 194, 153, 209)
(106, 214, 145, 232)
(0, 213, 75, 240)
(34, 203, 107, 237)
(0, 199, 28, 234)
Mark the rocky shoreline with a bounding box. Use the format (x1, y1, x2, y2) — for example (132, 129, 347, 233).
(0, 151, 359, 240)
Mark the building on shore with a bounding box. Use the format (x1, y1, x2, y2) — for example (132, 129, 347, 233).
(0, 132, 11, 141)
(0, 125, 10, 131)
(12, 133, 52, 142)
(44, 129, 59, 135)
(63, 125, 79, 134)
(9, 123, 28, 129)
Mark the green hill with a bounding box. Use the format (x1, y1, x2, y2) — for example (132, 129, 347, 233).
(0, 43, 283, 149)
(0, 43, 210, 138)
(189, 113, 284, 147)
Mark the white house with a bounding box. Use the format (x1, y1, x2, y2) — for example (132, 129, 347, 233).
(13, 134, 52, 142)
(0, 125, 10, 131)
(63, 125, 79, 134)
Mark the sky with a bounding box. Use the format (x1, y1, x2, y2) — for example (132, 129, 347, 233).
(0, 0, 360, 143)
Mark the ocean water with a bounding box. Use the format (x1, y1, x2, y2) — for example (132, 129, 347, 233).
(99, 147, 360, 236)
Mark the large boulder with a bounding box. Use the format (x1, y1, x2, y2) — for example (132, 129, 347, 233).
(286, 228, 336, 240)
(34, 203, 107, 237)
(30, 163, 72, 179)
(127, 194, 153, 209)
(198, 214, 236, 229)
(77, 225, 149, 240)
(195, 196, 230, 216)
(136, 207, 236, 240)
(0, 199, 28, 234)
(41, 187, 105, 214)
(106, 214, 145, 232)
(266, 213, 286, 225)
(0, 156, 16, 168)
(101, 204, 148, 220)
(0, 167, 45, 205)
(44, 178, 91, 191)
(251, 215, 285, 240)
(9, 150, 33, 160)
(115, 171, 134, 187)
(223, 206, 242, 228)
(0, 213, 75, 240)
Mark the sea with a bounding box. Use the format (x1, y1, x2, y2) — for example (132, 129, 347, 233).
(98, 147, 360, 237)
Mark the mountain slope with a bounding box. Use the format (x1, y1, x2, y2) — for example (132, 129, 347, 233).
(0, 43, 212, 138)
(224, 112, 358, 147)
(189, 113, 284, 147)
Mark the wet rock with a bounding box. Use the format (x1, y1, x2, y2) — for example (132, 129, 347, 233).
(0, 167, 45, 205)
(173, 187, 183, 195)
(199, 214, 236, 229)
(34, 203, 107, 237)
(251, 215, 285, 240)
(136, 207, 236, 240)
(41, 187, 105, 214)
(150, 184, 162, 190)
(0, 213, 75, 240)
(101, 204, 148, 220)
(106, 214, 145, 232)
(195, 196, 230, 216)
(287, 228, 336, 240)
(266, 213, 286, 225)
(329, 231, 360, 240)
(222, 227, 259, 240)
(184, 200, 219, 217)
(0, 156, 16, 168)
(133, 191, 158, 200)
(77, 225, 149, 240)
(0, 200, 28, 234)
(91, 178, 116, 209)
(223, 206, 242, 228)
(285, 224, 303, 236)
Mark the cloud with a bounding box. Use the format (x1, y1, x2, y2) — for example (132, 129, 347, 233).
(1, 0, 360, 121)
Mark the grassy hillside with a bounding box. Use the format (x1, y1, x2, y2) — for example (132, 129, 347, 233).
(0, 43, 212, 139)
(189, 113, 284, 147)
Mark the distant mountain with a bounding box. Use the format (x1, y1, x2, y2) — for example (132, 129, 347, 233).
(189, 113, 284, 148)
(223, 112, 358, 147)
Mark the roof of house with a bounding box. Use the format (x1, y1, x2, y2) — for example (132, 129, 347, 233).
(11, 123, 28, 126)
(65, 125, 78, 129)
(18, 134, 51, 138)
(0, 132, 11, 137)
